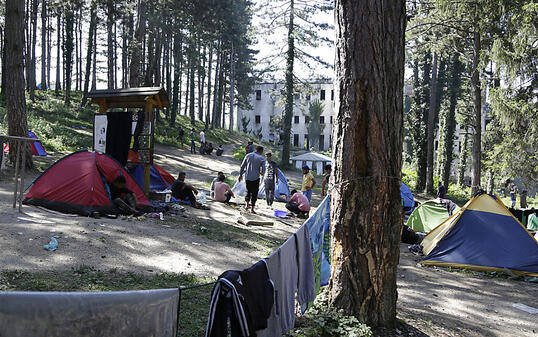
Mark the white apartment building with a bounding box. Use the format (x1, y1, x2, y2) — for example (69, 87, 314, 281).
(236, 82, 335, 151)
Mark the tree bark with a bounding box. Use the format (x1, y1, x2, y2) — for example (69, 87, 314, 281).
(106, 0, 114, 89)
(211, 40, 221, 129)
(189, 49, 195, 125)
(170, 32, 182, 127)
(425, 52, 439, 193)
(416, 52, 431, 192)
(329, 0, 405, 328)
(40, 0, 47, 89)
(91, 24, 97, 91)
(128, 0, 146, 88)
(63, 7, 74, 105)
(46, 19, 51, 89)
(54, 12, 61, 94)
(205, 43, 213, 130)
(281, 0, 294, 167)
(28, 0, 38, 101)
(470, 30, 482, 195)
(442, 56, 462, 188)
(81, 0, 97, 106)
(5, 0, 33, 168)
(228, 41, 235, 132)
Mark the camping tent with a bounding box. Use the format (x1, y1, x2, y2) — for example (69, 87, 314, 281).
(258, 169, 290, 201)
(128, 164, 175, 192)
(23, 151, 150, 216)
(421, 193, 538, 276)
(407, 199, 461, 233)
(232, 169, 291, 202)
(290, 152, 332, 175)
(4, 131, 47, 156)
(401, 182, 415, 215)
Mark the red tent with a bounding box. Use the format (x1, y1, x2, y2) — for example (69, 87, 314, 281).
(23, 151, 150, 216)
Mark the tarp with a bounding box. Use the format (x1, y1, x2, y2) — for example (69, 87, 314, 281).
(528, 213, 538, 231)
(0, 289, 180, 337)
(401, 182, 415, 215)
(407, 200, 460, 233)
(421, 193, 538, 276)
(23, 151, 150, 216)
(290, 152, 332, 162)
(304, 196, 331, 295)
(4, 130, 47, 156)
(128, 164, 176, 192)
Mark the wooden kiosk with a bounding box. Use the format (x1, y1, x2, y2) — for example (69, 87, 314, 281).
(88, 87, 170, 195)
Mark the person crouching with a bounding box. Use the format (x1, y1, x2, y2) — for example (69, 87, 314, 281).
(286, 189, 310, 219)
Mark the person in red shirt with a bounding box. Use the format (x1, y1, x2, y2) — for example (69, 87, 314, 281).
(286, 189, 311, 218)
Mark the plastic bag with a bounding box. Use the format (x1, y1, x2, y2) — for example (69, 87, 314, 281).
(198, 191, 207, 204)
(231, 176, 247, 197)
(43, 237, 58, 251)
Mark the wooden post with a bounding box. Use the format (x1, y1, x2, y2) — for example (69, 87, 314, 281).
(19, 143, 26, 212)
(12, 142, 20, 208)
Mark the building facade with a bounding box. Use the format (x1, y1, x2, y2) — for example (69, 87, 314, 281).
(236, 82, 335, 151)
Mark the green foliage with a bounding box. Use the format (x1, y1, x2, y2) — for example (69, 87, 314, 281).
(446, 184, 471, 206)
(233, 146, 247, 161)
(288, 289, 372, 337)
(402, 167, 417, 191)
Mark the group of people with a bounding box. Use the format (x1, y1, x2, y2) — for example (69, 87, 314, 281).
(176, 126, 223, 156)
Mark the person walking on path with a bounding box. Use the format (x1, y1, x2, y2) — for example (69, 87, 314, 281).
(321, 164, 332, 197)
(200, 129, 206, 144)
(190, 128, 196, 154)
(177, 126, 185, 148)
(239, 146, 265, 213)
(301, 165, 316, 202)
(262, 152, 278, 207)
(510, 185, 518, 208)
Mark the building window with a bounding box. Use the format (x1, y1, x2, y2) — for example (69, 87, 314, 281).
(305, 116, 310, 123)
(320, 89, 326, 100)
(319, 135, 325, 151)
(330, 116, 333, 124)
(331, 90, 334, 101)
(320, 116, 325, 124)
(294, 116, 299, 124)
(255, 90, 261, 100)
(255, 115, 261, 124)
(293, 134, 299, 147)
(306, 94, 311, 101)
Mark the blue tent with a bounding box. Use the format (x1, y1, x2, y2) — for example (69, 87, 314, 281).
(401, 182, 415, 215)
(127, 164, 175, 192)
(258, 169, 290, 202)
(421, 193, 538, 276)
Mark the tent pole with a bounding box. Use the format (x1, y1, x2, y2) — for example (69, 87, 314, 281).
(12, 142, 20, 209)
(19, 143, 26, 212)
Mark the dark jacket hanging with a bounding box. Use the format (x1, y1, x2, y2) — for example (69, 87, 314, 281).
(106, 110, 132, 166)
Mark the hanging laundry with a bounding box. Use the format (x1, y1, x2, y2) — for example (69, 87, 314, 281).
(257, 224, 315, 336)
(0, 288, 180, 337)
(304, 195, 331, 294)
(206, 260, 274, 337)
(106, 110, 132, 166)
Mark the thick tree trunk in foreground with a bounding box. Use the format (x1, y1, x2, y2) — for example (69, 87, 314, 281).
(329, 0, 405, 328)
(5, 0, 33, 168)
(470, 30, 482, 195)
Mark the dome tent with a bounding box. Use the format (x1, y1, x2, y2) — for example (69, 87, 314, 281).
(23, 151, 150, 216)
(128, 164, 176, 192)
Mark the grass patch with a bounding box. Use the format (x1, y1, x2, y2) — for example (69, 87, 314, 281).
(0, 267, 213, 336)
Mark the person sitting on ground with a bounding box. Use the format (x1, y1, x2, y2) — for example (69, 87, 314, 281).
(216, 145, 224, 156)
(110, 175, 139, 215)
(301, 165, 316, 202)
(171, 172, 200, 207)
(210, 172, 224, 198)
(437, 181, 447, 199)
(205, 142, 214, 155)
(214, 175, 235, 203)
(321, 164, 332, 197)
(286, 189, 311, 218)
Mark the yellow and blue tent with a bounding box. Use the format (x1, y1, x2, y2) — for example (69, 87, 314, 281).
(421, 193, 538, 276)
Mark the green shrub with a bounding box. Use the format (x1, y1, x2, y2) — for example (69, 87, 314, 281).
(445, 184, 471, 206)
(233, 146, 247, 161)
(402, 167, 417, 190)
(288, 289, 372, 337)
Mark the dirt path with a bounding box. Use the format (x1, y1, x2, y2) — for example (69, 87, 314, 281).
(0, 145, 536, 336)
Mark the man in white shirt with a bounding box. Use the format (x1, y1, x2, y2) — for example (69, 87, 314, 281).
(200, 130, 206, 144)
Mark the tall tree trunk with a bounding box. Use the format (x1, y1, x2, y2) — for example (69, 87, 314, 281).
(470, 30, 482, 195)
(458, 132, 469, 187)
(228, 41, 235, 132)
(63, 7, 74, 105)
(183, 61, 190, 116)
(81, 0, 97, 106)
(215, 48, 225, 129)
(425, 52, 439, 193)
(74, 10, 78, 91)
(198, 43, 205, 122)
(113, 20, 117, 89)
(128, 0, 146, 88)
(170, 32, 181, 127)
(91, 25, 97, 91)
(107, 0, 114, 89)
(281, 0, 294, 167)
(189, 50, 195, 125)
(5, 0, 33, 167)
(416, 52, 431, 191)
(46, 19, 51, 89)
(329, 0, 405, 328)
(211, 40, 221, 129)
(442, 56, 462, 188)
(54, 12, 61, 94)
(40, 0, 47, 89)
(1, 28, 6, 99)
(205, 43, 213, 130)
(28, 0, 38, 101)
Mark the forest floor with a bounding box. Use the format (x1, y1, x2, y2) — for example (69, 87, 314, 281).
(0, 143, 537, 336)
